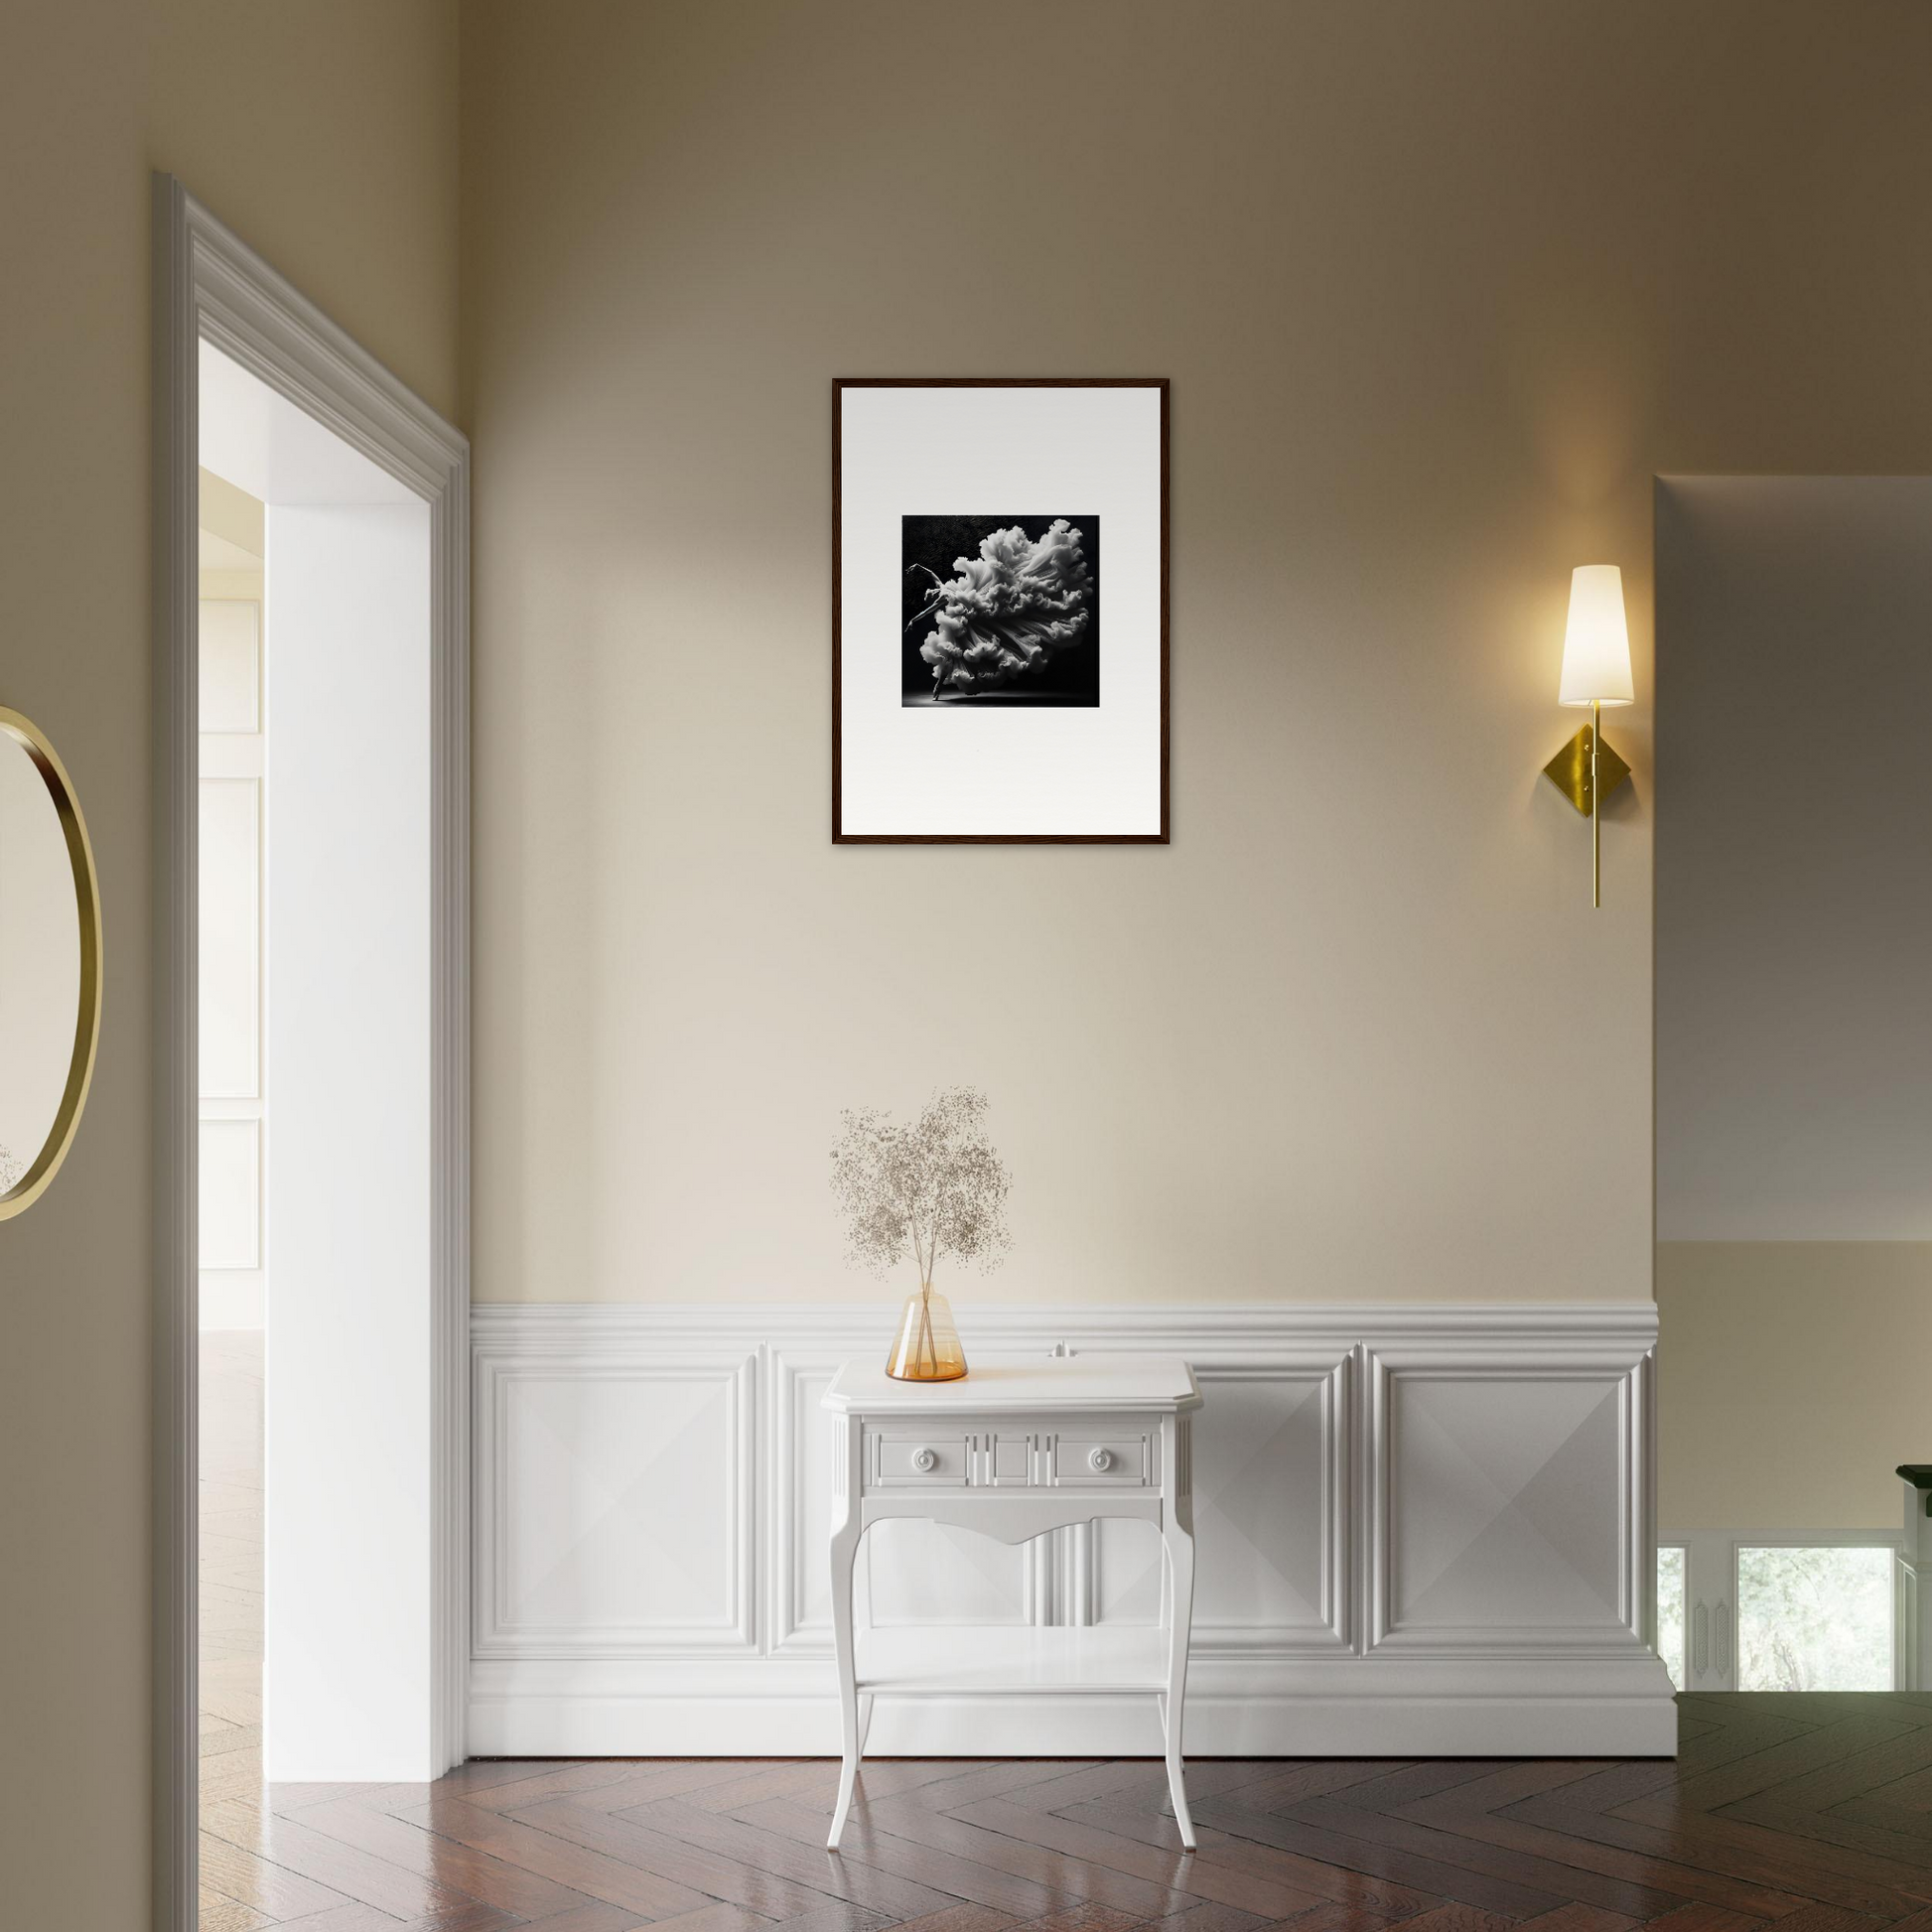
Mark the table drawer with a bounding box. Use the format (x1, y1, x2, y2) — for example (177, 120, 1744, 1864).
(1051, 1432, 1155, 1486)
(865, 1429, 972, 1488)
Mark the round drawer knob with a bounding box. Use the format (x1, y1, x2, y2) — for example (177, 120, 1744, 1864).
(1088, 1448, 1114, 1473)
(911, 1447, 937, 1472)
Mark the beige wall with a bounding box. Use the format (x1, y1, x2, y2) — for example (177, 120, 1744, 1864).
(5, 0, 1931, 1915)
(0, 2, 457, 1921)
(462, 0, 1932, 1309)
(1658, 1244, 1932, 1530)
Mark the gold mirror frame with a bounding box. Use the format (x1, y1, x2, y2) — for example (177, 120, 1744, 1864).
(0, 706, 103, 1220)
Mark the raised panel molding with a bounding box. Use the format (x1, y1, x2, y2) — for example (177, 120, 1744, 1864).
(1186, 1349, 1350, 1653)
(769, 1345, 849, 1654)
(1366, 1339, 1651, 1656)
(469, 1303, 1673, 1757)
(473, 1319, 755, 1656)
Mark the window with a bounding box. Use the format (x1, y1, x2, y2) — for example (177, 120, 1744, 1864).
(1736, 1545, 1892, 1691)
(1659, 1533, 1897, 1691)
(1656, 1546, 1687, 1691)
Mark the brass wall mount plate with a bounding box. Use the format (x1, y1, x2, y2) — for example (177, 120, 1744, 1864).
(1543, 723, 1631, 815)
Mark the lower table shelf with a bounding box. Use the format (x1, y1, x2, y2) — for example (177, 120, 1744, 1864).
(854, 1625, 1169, 1696)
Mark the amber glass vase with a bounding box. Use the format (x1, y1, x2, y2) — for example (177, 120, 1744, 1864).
(886, 1286, 967, 1381)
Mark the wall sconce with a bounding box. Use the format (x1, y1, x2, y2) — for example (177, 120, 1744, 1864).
(1543, 564, 1634, 908)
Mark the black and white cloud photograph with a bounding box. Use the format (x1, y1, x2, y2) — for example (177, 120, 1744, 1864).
(901, 514, 1099, 707)
(834, 379, 1166, 840)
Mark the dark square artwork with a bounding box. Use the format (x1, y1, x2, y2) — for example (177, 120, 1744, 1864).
(901, 514, 1100, 706)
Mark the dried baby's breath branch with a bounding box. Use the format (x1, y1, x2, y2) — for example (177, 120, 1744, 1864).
(830, 1086, 1012, 1292)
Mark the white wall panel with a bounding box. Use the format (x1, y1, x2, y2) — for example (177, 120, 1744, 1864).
(197, 775, 259, 1100)
(471, 1305, 1671, 1756)
(1094, 1519, 1162, 1625)
(865, 1519, 1033, 1629)
(199, 584, 265, 1331)
(198, 1119, 259, 1270)
(769, 1350, 842, 1652)
(1369, 1344, 1645, 1654)
(477, 1343, 755, 1655)
(198, 598, 261, 732)
(1189, 1352, 1349, 1649)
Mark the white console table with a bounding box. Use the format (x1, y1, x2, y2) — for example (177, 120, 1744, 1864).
(823, 1354, 1203, 1851)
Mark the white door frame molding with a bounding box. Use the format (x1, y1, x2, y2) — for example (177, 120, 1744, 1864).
(152, 174, 471, 1932)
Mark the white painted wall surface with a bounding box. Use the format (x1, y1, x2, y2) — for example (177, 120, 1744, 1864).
(199, 567, 269, 1331)
(264, 496, 434, 1779)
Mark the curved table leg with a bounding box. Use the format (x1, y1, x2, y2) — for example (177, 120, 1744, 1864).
(827, 1514, 863, 1849)
(1163, 1505, 1197, 1850)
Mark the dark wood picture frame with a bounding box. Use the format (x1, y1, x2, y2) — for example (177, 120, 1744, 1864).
(833, 377, 1170, 844)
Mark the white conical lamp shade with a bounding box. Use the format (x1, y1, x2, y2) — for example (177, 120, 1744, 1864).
(1558, 564, 1635, 707)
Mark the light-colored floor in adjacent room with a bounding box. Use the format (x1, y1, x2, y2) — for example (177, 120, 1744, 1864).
(200, 1328, 271, 1930)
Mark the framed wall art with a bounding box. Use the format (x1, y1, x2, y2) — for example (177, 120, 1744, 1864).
(833, 378, 1169, 842)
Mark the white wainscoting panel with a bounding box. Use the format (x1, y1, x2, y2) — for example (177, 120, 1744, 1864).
(769, 1347, 844, 1654)
(469, 1304, 1674, 1758)
(1369, 1341, 1646, 1653)
(1187, 1348, 1350, 1650)
(474, 1316, 755, 1657)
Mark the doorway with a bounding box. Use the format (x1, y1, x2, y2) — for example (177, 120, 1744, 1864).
(154, 177, 471, 1931)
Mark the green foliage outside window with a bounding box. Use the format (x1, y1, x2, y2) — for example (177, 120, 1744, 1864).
(1656, 1547, 1686, 1691)
(1736, 1545, 1891, 1691)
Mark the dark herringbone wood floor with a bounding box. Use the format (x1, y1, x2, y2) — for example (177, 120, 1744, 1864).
(196, 1698, 1932, 1932)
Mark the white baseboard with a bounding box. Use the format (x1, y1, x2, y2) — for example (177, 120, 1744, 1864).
(468, 1658, 1675, 1757)
(470, 1302, 1675, 1757)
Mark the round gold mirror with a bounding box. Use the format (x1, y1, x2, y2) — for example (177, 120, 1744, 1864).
(0, 707, 101, 1218)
